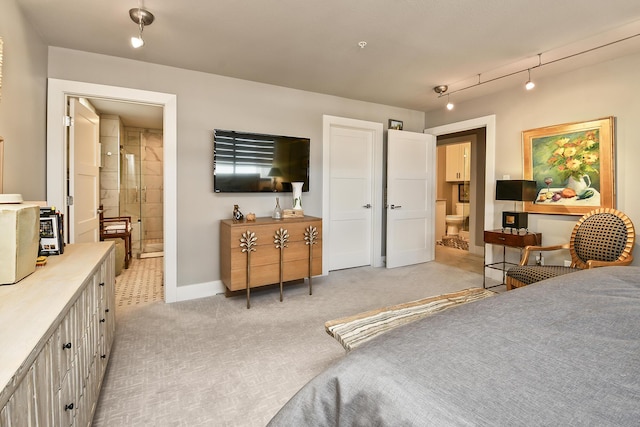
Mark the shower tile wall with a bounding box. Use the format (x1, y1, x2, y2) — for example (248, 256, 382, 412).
(141, 130, 163, 245)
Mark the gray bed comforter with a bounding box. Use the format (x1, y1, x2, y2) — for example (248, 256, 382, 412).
(268, 266, 640, 426)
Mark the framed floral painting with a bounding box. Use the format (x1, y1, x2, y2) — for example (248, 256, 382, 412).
(523, 117, 615, 216)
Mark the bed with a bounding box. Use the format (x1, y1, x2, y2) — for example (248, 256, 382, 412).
(268, 266, 640, 426)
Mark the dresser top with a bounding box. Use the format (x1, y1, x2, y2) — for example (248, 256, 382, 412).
(221, 215, 321, 227)
(0, 242, 113, 397)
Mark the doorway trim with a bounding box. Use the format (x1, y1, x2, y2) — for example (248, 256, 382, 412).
(322, 115, 384, 275)
(46, 78, 178, 302)
(425, 115, 497, 275)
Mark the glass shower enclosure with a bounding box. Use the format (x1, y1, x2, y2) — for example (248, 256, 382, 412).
(120, 129, 164, 258)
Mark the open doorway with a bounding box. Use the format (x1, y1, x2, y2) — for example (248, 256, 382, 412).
(425, 115, 498, 280)
(435, 128, 486, 256)
(89, 98, 164, 259)
(46, 79, 179, 302)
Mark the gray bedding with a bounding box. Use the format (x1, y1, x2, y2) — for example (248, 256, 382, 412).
(268, 266, 640, 426)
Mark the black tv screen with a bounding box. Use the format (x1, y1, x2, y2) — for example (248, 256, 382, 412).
(213, 129, 310, 193)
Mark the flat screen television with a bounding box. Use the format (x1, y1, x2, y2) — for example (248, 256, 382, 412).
(213, 129, 310, 193)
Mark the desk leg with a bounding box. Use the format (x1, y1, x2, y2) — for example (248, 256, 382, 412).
(501, 245, 506, 285)
(483, 245, 487, 289)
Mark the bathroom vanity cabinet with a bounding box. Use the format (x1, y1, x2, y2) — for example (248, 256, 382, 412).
(445, 142, 471, 182)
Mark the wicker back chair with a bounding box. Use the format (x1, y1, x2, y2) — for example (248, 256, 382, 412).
(506, 208, 635, 290)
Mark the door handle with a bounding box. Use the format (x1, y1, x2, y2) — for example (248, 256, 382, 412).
(363, 204, 372, 208)
(390, 204, 402, 209)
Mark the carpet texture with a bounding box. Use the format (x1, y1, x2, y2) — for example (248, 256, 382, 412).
(325, 287, 495, 351)
(93, 250, 494, 426)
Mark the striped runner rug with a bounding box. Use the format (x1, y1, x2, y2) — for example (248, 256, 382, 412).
(325, 287, 496, 351)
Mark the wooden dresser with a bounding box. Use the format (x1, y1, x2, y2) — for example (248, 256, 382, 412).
(0, 242, 116, 426)
(220, 216, 322, 295)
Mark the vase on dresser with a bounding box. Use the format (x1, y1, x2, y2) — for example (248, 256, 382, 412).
(292, 182, 303, 210)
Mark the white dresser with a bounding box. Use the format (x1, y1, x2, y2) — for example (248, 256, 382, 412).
(0, 242, 116, 426)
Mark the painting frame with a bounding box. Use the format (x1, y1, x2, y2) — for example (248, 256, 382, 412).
(523, 116, 615, 216)
(388, 119, 403, 130)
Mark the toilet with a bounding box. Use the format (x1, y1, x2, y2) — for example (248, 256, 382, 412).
(445, 203, 469, 236)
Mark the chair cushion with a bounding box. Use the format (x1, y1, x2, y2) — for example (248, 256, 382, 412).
(506, 265, 580, 286)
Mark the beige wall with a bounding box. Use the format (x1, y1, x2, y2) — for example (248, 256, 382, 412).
(47, 47, 425, 288)
(426, 51, 640, 266)
(0, 0, 48, 200)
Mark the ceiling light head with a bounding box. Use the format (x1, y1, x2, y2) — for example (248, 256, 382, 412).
(358, 41, 367, 49)
(129, 7, 154, 48)
(131, 36, 144, 48)
(446, 94, 454, 110)
(525, 69, 535, 90)
(433, 85, 448, 96)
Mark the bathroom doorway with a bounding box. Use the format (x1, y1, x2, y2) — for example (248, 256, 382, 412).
(435, 127, 486, 256)
(89, 99, 165, 259)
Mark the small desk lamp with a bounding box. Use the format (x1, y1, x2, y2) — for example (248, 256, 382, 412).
(496, 180, 537, 232)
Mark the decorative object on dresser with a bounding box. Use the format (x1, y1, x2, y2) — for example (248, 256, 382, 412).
(272, 197, 283, 219)
(0, 243, 116, 426)
(232, 204, 244, 221)
(506, 208, 634, 290)
(291, 181, 303, 210)
(0, 201, 40, 285)
(220, 216, 322, 308)
(495, 179, 537, 231)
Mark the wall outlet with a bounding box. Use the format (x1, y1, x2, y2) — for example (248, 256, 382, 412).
(535, 254, 544, 266)
(564, 260, 572, 267)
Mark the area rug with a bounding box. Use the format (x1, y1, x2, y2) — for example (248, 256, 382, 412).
(325, 287, 495, 351)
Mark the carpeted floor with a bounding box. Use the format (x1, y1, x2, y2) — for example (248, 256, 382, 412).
(94, 250, 499, 426)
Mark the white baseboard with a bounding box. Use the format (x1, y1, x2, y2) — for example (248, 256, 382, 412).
(174, 279, 226, 302)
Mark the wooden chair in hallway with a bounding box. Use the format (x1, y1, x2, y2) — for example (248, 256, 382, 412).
(99, 205, 133, 269)
(506, 208, 635, 290)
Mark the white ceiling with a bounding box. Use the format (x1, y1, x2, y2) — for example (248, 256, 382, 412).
(17, 0, 640, 126)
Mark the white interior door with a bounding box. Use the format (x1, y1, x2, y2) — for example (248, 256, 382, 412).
(327, 125, 375, 270)
(69, 98, 100, 243)
(386, 129, 436, 268)
(323, 116, 382, 270)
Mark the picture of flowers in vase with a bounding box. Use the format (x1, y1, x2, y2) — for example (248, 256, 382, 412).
(523, 116, 615, 215)
(531, 129, 601, 206)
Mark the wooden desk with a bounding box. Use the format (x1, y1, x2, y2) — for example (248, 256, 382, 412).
(483, 229, 541, 288)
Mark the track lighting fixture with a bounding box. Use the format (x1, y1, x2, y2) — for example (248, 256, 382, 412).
(129, 7, 154, 48)
(433, 31, 640, 108)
